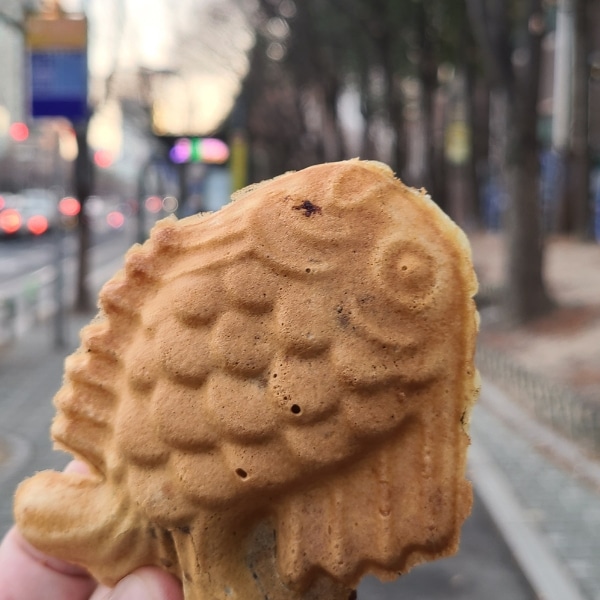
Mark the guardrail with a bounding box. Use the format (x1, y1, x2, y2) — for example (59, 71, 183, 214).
(475, 284, 600, 458)
(0, 231, 130, 350)
(0, 266, 58, 348)
(477, 345, 600, 457)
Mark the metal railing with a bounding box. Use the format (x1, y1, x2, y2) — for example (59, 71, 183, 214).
(0, 265, 58, 347)
(477, 345, 600, 456)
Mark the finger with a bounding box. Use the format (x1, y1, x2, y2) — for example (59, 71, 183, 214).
(63, 459, 92, 475)
(0, 526, 96, 600)
(89, 567, 184, 600)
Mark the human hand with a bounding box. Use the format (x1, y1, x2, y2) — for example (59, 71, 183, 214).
(0, 462, 183, 600)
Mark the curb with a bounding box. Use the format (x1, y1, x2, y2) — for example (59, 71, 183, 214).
(469, 442, 586, 600)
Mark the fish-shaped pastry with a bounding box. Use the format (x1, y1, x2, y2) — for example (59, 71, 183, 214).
(14, 159, 479, 600)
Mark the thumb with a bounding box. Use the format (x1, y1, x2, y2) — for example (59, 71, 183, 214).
(91, 566, 183, 600)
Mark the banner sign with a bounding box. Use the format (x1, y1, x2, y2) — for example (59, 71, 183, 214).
(25, 16, 88, 123)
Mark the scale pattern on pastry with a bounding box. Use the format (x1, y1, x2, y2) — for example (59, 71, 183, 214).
(14, 159, 479, 600)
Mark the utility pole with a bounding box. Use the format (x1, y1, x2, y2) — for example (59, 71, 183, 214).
(552, 0, 592, 237)
(551, 0, 574, 154)
(74, 119, 93, 311)
(569, 0, 592, 238)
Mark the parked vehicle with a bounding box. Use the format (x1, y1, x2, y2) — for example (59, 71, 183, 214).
(20, 189, 60, 234)
(0, 193, 25, 238)
(0, 189, 60, 238)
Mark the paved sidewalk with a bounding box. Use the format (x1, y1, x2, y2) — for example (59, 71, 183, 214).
(468, 231, 600, 600)
(472, 383, 600, 600)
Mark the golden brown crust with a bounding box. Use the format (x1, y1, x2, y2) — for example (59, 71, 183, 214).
(14, 159, 479, 600)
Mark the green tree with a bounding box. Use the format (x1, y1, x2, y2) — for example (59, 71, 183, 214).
(245, 0, 479, 191)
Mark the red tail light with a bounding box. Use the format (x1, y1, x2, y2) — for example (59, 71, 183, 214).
(27, 214, 49, 235)
(0, 209, 22, 234)
(106, 211, 125, 229)
(59, 196, 81, 217)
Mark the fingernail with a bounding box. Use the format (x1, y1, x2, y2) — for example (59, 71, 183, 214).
(111, 573, 160, 600)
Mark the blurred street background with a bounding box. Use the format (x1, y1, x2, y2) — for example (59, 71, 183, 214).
(0, 0, 599, 598)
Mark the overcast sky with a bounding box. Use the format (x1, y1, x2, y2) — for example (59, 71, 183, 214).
(63, 0, 254, 136)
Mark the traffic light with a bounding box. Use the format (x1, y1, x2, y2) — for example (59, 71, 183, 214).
(168, 137, 230, 165)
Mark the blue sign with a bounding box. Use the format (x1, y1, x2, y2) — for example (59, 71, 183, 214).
(25, 16, 88, 124)
(28, 50, 88, 122)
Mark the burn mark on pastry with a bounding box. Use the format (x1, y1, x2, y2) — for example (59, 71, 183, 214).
(293, 200, 322, 217)
(235, 468, 248, 479)
(337, 312, 350, 328)
(290, 404, 302, 414)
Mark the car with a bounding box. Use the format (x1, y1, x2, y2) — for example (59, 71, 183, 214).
(20, 189, 60, 234)
(85, 195, 128, 235)
(0, 189, 61, 238)
(0, 193, 25, 238)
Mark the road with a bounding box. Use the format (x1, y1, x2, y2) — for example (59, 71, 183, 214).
(0, 225, 135, 285)
(0, 234, 67, 282)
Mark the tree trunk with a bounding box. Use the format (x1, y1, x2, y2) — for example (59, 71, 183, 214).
(416, 2, 446, 210)
(504, 129, 554, 323)
(459, 9, 483, 229)
(377, 32, 405, 173)
(321, 82, 345, 162)
(359, 67, 378, 160)
(444, 69, 479, 229)
(467, 0, 554, 323)
(503, 0, 553, 323)
(462, 64, 483, 228)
